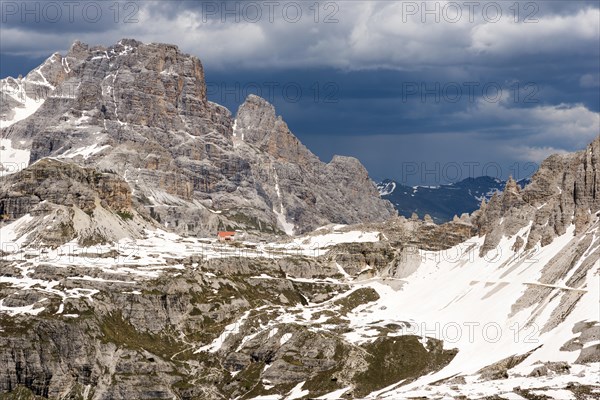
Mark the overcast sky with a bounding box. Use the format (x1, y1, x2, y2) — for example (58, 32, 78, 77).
(1, 0, 598, 184)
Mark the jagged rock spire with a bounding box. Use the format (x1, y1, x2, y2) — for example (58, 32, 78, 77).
(504, 175, 520, 194)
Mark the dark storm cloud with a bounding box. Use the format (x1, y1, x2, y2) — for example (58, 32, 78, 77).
(0, 0, 135, 33)
(0, 53, 45, 78)
(1, 0, 598, 184)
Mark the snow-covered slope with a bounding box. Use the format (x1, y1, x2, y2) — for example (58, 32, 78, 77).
(1, 76, 46, 130)
(1, 52, 73, 176)
(0, 52, 71, 130)
(0, 138, 30, 176)
(216, 216, 597, 399)
(363, 219, 598, 398)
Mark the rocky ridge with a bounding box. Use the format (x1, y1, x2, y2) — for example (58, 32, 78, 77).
(474, 135, 600, 254)
(0, 158, 151, 247)
(1, 39, 395, 242)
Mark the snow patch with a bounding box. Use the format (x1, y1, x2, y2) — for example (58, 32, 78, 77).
(272, 170, 295, 235)
(280, 332, 292, 346)
(195, 310, 252, 353)
(0, 299, 45, 315)
(58, 143, 111, 160)
(0, 90, 45, 129)
(378, 181, 396, 196)
(0, 138, 30, 176)
(285, 382, 309, 400)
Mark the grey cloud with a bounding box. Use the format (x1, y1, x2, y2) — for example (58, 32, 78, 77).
(1, 1, 597, 71)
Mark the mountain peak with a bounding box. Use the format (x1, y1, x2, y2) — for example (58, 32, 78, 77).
(243, 93, 275, 108)
(234, 94, 278, 141)
(117, 38, 144, 48)
(479, 197, 487, 210)
(68, 40, 89, 56)
(475, 136, 599, 254)
(234, 94, 316, 165)
(1, 39, 394, 238)
(504, 175, 520, 193)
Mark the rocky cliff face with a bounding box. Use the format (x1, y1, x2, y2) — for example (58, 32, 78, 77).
(232, 95, 395, 236)
(474, 135, 600, 254)
(1, 39, 394, 240)
(0, 158, 151, 247)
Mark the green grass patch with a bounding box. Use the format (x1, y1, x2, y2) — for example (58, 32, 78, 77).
(353, 336, 456, 397)
(116, 211, 134, 220)
(333, 287, 380, 314)
(0, 385, 46, 400)
(99, 311, 186, 360)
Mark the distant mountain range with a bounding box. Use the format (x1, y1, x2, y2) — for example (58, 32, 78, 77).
(377, 176, 530, 223)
